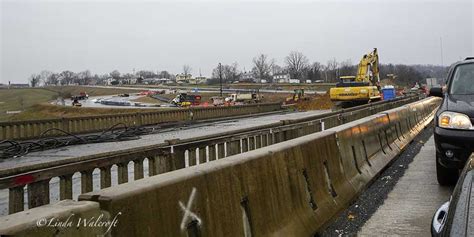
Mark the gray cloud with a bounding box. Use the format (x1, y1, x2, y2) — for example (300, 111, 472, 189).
(1, 0, 472, 83)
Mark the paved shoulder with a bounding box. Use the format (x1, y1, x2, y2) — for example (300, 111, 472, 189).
(358, 137, 452, 236)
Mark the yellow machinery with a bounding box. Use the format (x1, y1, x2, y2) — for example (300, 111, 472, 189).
(329, 48, 381, 106)
(285, 89, 305, 104)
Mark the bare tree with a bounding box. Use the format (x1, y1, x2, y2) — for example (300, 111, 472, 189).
(285, 51, 309, 79)
(59, 71, 75, 85)
(338, 59, 356, 77)
(109, 70, 121, 80)
(39, 70, 53, 86)
(325, 58, 339, 82)
(158, 71, 171, 79)
(29, 74, 41, 87)
(76, 70, 92, 85)
(306, 62, 323, 81)
(47, 73, 60, 86)
(183, 65, 192, 78)
(252, 54, 274, 80)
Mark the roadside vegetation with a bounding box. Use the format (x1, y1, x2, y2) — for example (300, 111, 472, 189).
(0, 86, 141, 121)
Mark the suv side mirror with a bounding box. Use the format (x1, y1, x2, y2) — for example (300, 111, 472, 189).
(429, 87, 444, 97)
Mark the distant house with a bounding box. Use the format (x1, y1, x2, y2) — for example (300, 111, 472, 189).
(176, 74, 192, 84)
(289, 79, 301, 84)
(240, 72, 255, 83)
(122, 78, 137, 85)
(273, 73, 290, 83)
(195, 76, 208, 84)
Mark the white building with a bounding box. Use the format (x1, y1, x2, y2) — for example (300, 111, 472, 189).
(240, 71, 255, 83)
(176, 74, 192, 84)
(273, 73, 290, 83)
(289, 79, 301, 84)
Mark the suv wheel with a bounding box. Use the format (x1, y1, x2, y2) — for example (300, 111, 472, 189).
(436, 152, 459, 186)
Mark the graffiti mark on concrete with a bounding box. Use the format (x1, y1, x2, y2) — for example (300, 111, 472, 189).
(179, 187, 201, 231)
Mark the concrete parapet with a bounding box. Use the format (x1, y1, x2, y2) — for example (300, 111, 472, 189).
(0, 200, 110, 236)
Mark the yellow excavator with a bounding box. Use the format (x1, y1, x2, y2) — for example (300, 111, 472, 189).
(329, 48, 381, 107)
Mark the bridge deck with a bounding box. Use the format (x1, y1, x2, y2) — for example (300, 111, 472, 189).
(358, 136, 452, 236)
(0, 110, 329, 170)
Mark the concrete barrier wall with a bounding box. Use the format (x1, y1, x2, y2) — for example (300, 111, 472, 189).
(0, 96, 420, 216)
(0, 103, 282, 141)
(0, 97, 440, 236)
(0, 200, 107, 236)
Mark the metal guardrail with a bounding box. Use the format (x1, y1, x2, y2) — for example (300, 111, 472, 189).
(0, 95, 420, 216)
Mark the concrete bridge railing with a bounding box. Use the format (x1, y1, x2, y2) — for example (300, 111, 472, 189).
(0, 96, 422, 217)
(0, 96, 441, 236)
(0, 102, 282, 141)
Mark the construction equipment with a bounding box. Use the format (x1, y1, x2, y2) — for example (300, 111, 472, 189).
(285, 89, 306, 104)
(171, 93, 202, 107)
(71, 91, 88, 100)
(329, 48, 382, 107)
(225, 93, 260, 103)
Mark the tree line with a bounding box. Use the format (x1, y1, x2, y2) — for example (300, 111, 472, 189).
(28, 51, 449, 87)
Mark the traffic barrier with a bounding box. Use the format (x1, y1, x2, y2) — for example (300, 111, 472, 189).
(72, 97, 440, 236)
(0, 97, 441, 236)
(0, 96, 430, 218)
(0, 200, 107, 236)
(0, 103, 282, 141)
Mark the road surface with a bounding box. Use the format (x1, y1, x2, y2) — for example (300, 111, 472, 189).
(358, 136, 452, 236)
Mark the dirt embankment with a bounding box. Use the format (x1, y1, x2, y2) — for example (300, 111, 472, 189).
(294, 94, 334, 111)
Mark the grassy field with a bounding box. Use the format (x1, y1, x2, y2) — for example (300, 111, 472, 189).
(0, 86, 142, 121)
(0, 85, 327, 122)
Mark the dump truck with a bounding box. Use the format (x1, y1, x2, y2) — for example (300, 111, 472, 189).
(329, 48, 382, 107)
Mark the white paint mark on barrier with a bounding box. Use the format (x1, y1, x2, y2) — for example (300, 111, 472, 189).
(179, 187, 201, 231)
(321, 121, 325, 131)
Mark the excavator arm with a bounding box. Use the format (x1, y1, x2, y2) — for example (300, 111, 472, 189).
(355, 48, 380, 86)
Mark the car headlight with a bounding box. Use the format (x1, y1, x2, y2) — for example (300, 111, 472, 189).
(439, 111, 473, 130)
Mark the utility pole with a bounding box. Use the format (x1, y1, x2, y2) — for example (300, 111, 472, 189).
(219, 63, 223, 97)
(440, 37, 444, 66)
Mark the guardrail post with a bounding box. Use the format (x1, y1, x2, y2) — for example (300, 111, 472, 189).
(228, 140, 241, 156)
(208, 145, 217, 161)
(9, 186, 25, 214)
(117, 162, 129, 184)
(81, 170, 93, 194)
(261, 134, 268, 147)
(242, 138, 249, 152)
(217, 143, 225, 158)
(134, 158, 145, 180)
(198, 147, 207, 164)
(188, 148, 197, 166)
(28, 179, 50, 208)
(248, 137, 255, 150)
(255, 136, 262, 149)
(59, 174, 73, 200)
(100, 166, 112, 188)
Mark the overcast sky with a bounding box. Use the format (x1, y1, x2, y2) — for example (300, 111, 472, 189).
(1, 0, 473, 83)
